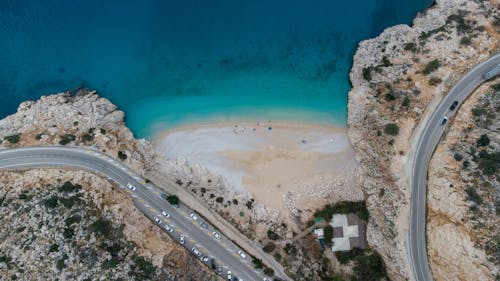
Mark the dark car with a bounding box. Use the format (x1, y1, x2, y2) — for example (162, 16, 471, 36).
(210, 259, 217, 270)
(200, 221, 208, 229)
(449, 101, 459, 111)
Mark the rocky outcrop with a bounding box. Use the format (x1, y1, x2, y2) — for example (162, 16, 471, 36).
(347, 0, 498, 280)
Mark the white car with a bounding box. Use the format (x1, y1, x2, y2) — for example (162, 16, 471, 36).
(192, 247, 202, 257)
(227, 271, 232, 280)
(164, 225, 173, 232)
(201, 256, 209, 262)
(237, 250, 246, 259)
(189, 213, 198, 221)
(161, 210, 170, 218)
(212, 231, 221, 240)
(154, 216, 162, 224)
(180, 234, 185, 245)
(126, 183, 136, 191)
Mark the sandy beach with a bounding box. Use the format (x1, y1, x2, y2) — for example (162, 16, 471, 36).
(153, 121, 362, 214)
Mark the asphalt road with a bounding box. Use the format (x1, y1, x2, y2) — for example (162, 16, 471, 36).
(409, 54, 500, 281)
(0, 146, 268, 281)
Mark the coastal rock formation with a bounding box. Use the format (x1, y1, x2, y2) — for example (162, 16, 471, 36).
(347, 0, 498, 280)
(0, 91, 222, 280)
(0, 169, 219, 280)
(427, 81, 498, 280)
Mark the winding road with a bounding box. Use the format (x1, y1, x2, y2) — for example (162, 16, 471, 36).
(409, 53, 500, 281)
(0, 146, 271, 281)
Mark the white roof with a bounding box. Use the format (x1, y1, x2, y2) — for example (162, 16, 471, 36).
(345, 225, 359, 238)
(332, 237, 351, 252)
(330, 214, 348, 227)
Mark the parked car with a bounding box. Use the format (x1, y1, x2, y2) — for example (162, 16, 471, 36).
(192, 247, 202, 257)
(212, 231, 221, 240)
(160, 193, 168, 200)
(154, 216, 162, 224)
(180, 234, 185, 245)
(162, 210, 170, 218)
(237, 250, 246, 259)
(126, 183, 136, 191)
(440, 116, 448, 125)
(210, 259, 217, 270)
(189, 213, 198, 221)
(200, 221, 208, 229)
(227, 271, 232, 280)
(164, 225, 173, 232)
(217, 266, 222, 275)
(201, 256, 209, 262)
(449, 101, 459, 111)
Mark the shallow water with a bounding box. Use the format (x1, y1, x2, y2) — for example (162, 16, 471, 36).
(0, 0, 431, 137)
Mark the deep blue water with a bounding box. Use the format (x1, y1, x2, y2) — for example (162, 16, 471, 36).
(0, 0, 431, 137)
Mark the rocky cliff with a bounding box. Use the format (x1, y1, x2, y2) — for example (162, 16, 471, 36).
(347, 0, 498, 280)
(0, 91, 222, 280)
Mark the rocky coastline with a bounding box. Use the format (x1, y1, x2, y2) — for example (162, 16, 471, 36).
(347, 0, 498, 280)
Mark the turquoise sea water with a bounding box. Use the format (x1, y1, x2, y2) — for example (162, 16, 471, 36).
(0, 0, 431, 138)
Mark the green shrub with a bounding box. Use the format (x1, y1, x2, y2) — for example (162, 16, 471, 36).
(381, 56, 392, 67)
(423, 59, 440, 75)
(284, 243, 297, 256)
(460, 37, 472, 45)
(102, 257, 120, 269)
(384, 92, 396, 101)
(314, 201, 369, 221)
(401, 96, 410, 107)
(58, 134, 76, 145)
(100, 128, 106, 134)
(63, 227, 74, 239)
(352, 251, 387, 281)
(478, 158, 497, 176)
(215, 197, 224, 203)
(245, 199, 254, 210)
(335, 248, 365, 264)
(476, 134, 490, 147)
(465, 187, 482, 205)
(58, 181, 81, 193)
(362, 67, 372, 81)
(89, 218, 112, 238)
(263, 242, 276, 253)
(453, 153, 463, 161)
(65, 215, 81, 227)
(403, 42, 417, 52)
(252, 257, 263, 269)
(48, 244, 59, 253)
(56, 258, 66, 270)
(44, 196, 59, 208)
(81, 133, 94, 142)
(35, 133, 44, 140)
(232, 199, 238, 205)
(384, 123, 399, 136)
(18, 193, 28, 200)
(263, 267, 275, 277)
(117, 151, 127, 160)
(167, 195, 179, 205)
(267, 229, 280, 240)
(4, 134, 21, 144)
(471, 107, 486, 117)
(428, 77, 442, 86)
(59, 194, 82, 209)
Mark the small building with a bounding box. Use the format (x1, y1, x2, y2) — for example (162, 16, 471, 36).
(330, 214, 366, 252)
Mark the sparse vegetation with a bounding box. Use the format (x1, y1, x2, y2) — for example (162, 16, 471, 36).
(267, 229, 280, 240)
(335, 247, 365, 264)
(314, 201, 369, 222)
(58, 134, 76, 145)
(324, 225, 333, 247)
(465, 187, 482, 205)
(403, 42, 417, 52)
(401, 96, 410, 107)
(4, 133, 21, 144)
(428, 76, 442, 86)
(381, 56, 392, 67)
(423, 59, 440, 75)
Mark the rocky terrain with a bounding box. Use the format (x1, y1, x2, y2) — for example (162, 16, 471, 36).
(347, 0, 499, 280)
(0, 169, 219, 281)
(427, 80, 498, 280)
